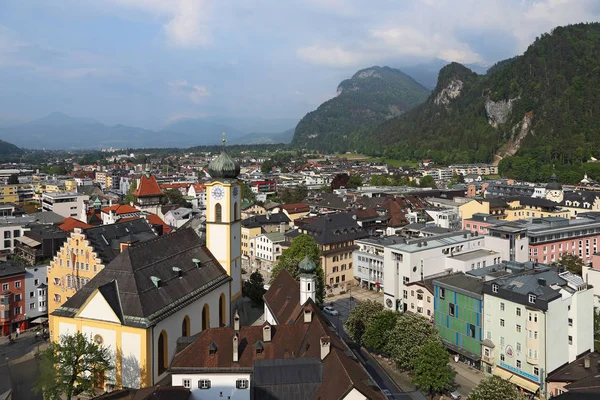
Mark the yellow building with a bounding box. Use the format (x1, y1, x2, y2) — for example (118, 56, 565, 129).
(65, 179, 78, 192)
(50, 228, 231, 389)
(47, 219, 157, 315)
(241, 213, 291, 260)
(0, 185, 18, 203)
(459, 198, 569, 221)
(205, 150, 243, 304)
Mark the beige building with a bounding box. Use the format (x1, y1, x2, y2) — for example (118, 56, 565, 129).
(293, 213, 368, 290)
(404, 279, 435, 320)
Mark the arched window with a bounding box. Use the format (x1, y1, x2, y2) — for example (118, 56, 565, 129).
(215, 203, 222, 223)
(182, 315, 190, 337)
(233, 202, 238, 220)
(219, 294, 226, 327)
(158, 330, 168, 374)
(202, 304, 210, 331)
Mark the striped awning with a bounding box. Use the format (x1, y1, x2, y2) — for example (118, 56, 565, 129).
(494, 366, 540, 394)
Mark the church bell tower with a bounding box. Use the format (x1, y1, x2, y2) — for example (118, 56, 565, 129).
(205, 135, 242, 303)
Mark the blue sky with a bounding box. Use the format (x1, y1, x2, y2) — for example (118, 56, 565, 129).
(0, 0, 598, 129)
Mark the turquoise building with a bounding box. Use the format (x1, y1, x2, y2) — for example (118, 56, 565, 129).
(433, 273, 484, 369)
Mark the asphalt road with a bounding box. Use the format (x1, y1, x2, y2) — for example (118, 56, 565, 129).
(0, 331, 46, 400)
(352, 346, 412, 400)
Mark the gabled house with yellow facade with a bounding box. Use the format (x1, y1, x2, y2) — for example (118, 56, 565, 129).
(50, 228, 232, 389)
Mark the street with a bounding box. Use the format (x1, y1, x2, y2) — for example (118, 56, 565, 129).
(0, 330, 47, 400)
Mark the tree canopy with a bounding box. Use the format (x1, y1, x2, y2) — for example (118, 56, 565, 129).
(411, 340, 456, 399)
(555, 253, 585, 275)
(270, 234, 325, 306)
(467, 375, 525, 400)
(34, 331, 113, 400)
(362, 309, 399, 353)
(387, 312, 441, 370)
(243, 271, 267, 306)
(344, 300, 384, 345)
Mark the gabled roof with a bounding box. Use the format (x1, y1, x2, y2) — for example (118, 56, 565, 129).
(58, 217, 91, 232)
(263, 269, 302, 325)
(53, 228, 231, 327)
(281, 203, 310, 214)
(81, 219, 157, 265)
(241, 213, 290, 229)
(145, 213, 173, 235)
(169, 300, 385, 400)
(101, 204, 140, 215)
(133, 173, 163, 198)
(298, 213, 368, 245)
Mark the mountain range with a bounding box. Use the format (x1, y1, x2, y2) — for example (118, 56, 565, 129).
(291, 66, 430, 152)
(0, 113, 298, 150)
(292, 23, 600, 183)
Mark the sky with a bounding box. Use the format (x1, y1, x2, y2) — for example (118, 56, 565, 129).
(0, 0, 599, 129)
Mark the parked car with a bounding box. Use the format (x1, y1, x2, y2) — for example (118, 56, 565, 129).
(449, 389, 461, 399)
(323, 306, 339, 315)
(381, 389, 393, 399)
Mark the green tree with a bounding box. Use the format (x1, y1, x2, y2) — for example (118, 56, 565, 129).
(344, 300, 384, 345)
(34, 331, 113, 400)
(411, 340, 455, 399)
(468, 375, 525, 400)
(124, 179, 137, 204)
(163, 189, 188, 207)
(419, 175, 437, 188)
(240, 182, 256, 203)
(7, 173, 19, 184)
(347, 174, 363, 189)
(242, 271, 267, 306)
(270, 234, 325, 306)
(386, 312, 440, 370)
(362, 309, 399, 353)
(556, 253, 585, 275)
(261, 159, 276, 174)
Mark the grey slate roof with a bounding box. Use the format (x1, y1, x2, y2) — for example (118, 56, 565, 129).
(53, 228, 231, 327)
(0, 262, 25, 279)
(298, 213, 368, 245)
(433, 273, 484, 298)
(242, 213, 290, 228)
(253, 358, 322, 400)
(83, 219, 157, 265)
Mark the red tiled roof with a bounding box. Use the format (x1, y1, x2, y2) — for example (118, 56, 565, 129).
(145, 213, 173, 235)
(191, 184, 205, 191)
(281, 202, 310, 213)
(133, 174, 163, 197)
(58, 217, 92, 232)
(169, 300, 385, 400)
(101, 204, 140, 215)
(263, 269, 302, 325)
(159, 183, 189, 190)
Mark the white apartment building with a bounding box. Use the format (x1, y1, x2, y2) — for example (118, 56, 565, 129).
(41, 192, 89, 219)
(24, 264, 48, 323)
(354, 236, 401, 290)
(481, 268, 594, 398)
(249, 232, 286, 271)
(383, 232, 510, 312)
(0, 216, 34, 255)
(426, 208, 460, 230)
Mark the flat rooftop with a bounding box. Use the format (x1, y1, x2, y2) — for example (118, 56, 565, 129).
(452, 249, 498, 261)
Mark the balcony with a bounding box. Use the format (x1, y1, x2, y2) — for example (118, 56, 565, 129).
(482, 354, 494, 364)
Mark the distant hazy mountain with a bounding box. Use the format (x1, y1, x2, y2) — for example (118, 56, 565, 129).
(0, 139, 22, 155)
(231, 128, 295, 145)
(0, 113, 296, 149)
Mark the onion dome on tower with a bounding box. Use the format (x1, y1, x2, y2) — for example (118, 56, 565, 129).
(545, 173, 562, 191)
(208, 133, 240, 179)
(298, 254, 317, 275)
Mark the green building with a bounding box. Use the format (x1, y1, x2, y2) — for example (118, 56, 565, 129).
(433, 273, 484, 369)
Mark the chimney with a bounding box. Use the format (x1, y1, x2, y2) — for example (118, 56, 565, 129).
(233, 310, 240, 331)
(304, 308, 312, 323)
(585, 357, 590, 369)
(233, 333, 239, 363)
(538, 278, 546, 286)
(119, 242, 130, 252)
(262, 324, 271, 342)
(320, 337, 330, 360)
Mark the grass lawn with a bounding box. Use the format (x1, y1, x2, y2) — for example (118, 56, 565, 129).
(337, 153, 419, 168)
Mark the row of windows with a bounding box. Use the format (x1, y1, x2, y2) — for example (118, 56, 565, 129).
(332, 252, 352, 262)
(1, 280, 21, 291)
(181, 379, 249, 390)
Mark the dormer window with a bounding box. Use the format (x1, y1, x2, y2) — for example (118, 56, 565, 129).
(529, 294, 537, 304)
(492, 284, 499, 293)
(209, 342, 218, 356)
(255, 341, 264, 355)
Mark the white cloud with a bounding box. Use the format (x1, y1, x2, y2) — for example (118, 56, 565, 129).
(297, 44, 368, 67)
(111, 0, 211, 47)
(168, 80, 210, 104)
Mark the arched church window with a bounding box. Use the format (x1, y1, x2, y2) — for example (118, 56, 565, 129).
(215, 203, 222, 223)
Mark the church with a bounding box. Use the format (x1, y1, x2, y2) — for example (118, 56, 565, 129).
(49, 148, 243, 389)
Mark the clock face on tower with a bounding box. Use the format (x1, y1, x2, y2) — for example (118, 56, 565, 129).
(232, 186, 239, 198)
(212, 185, 224, 200)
